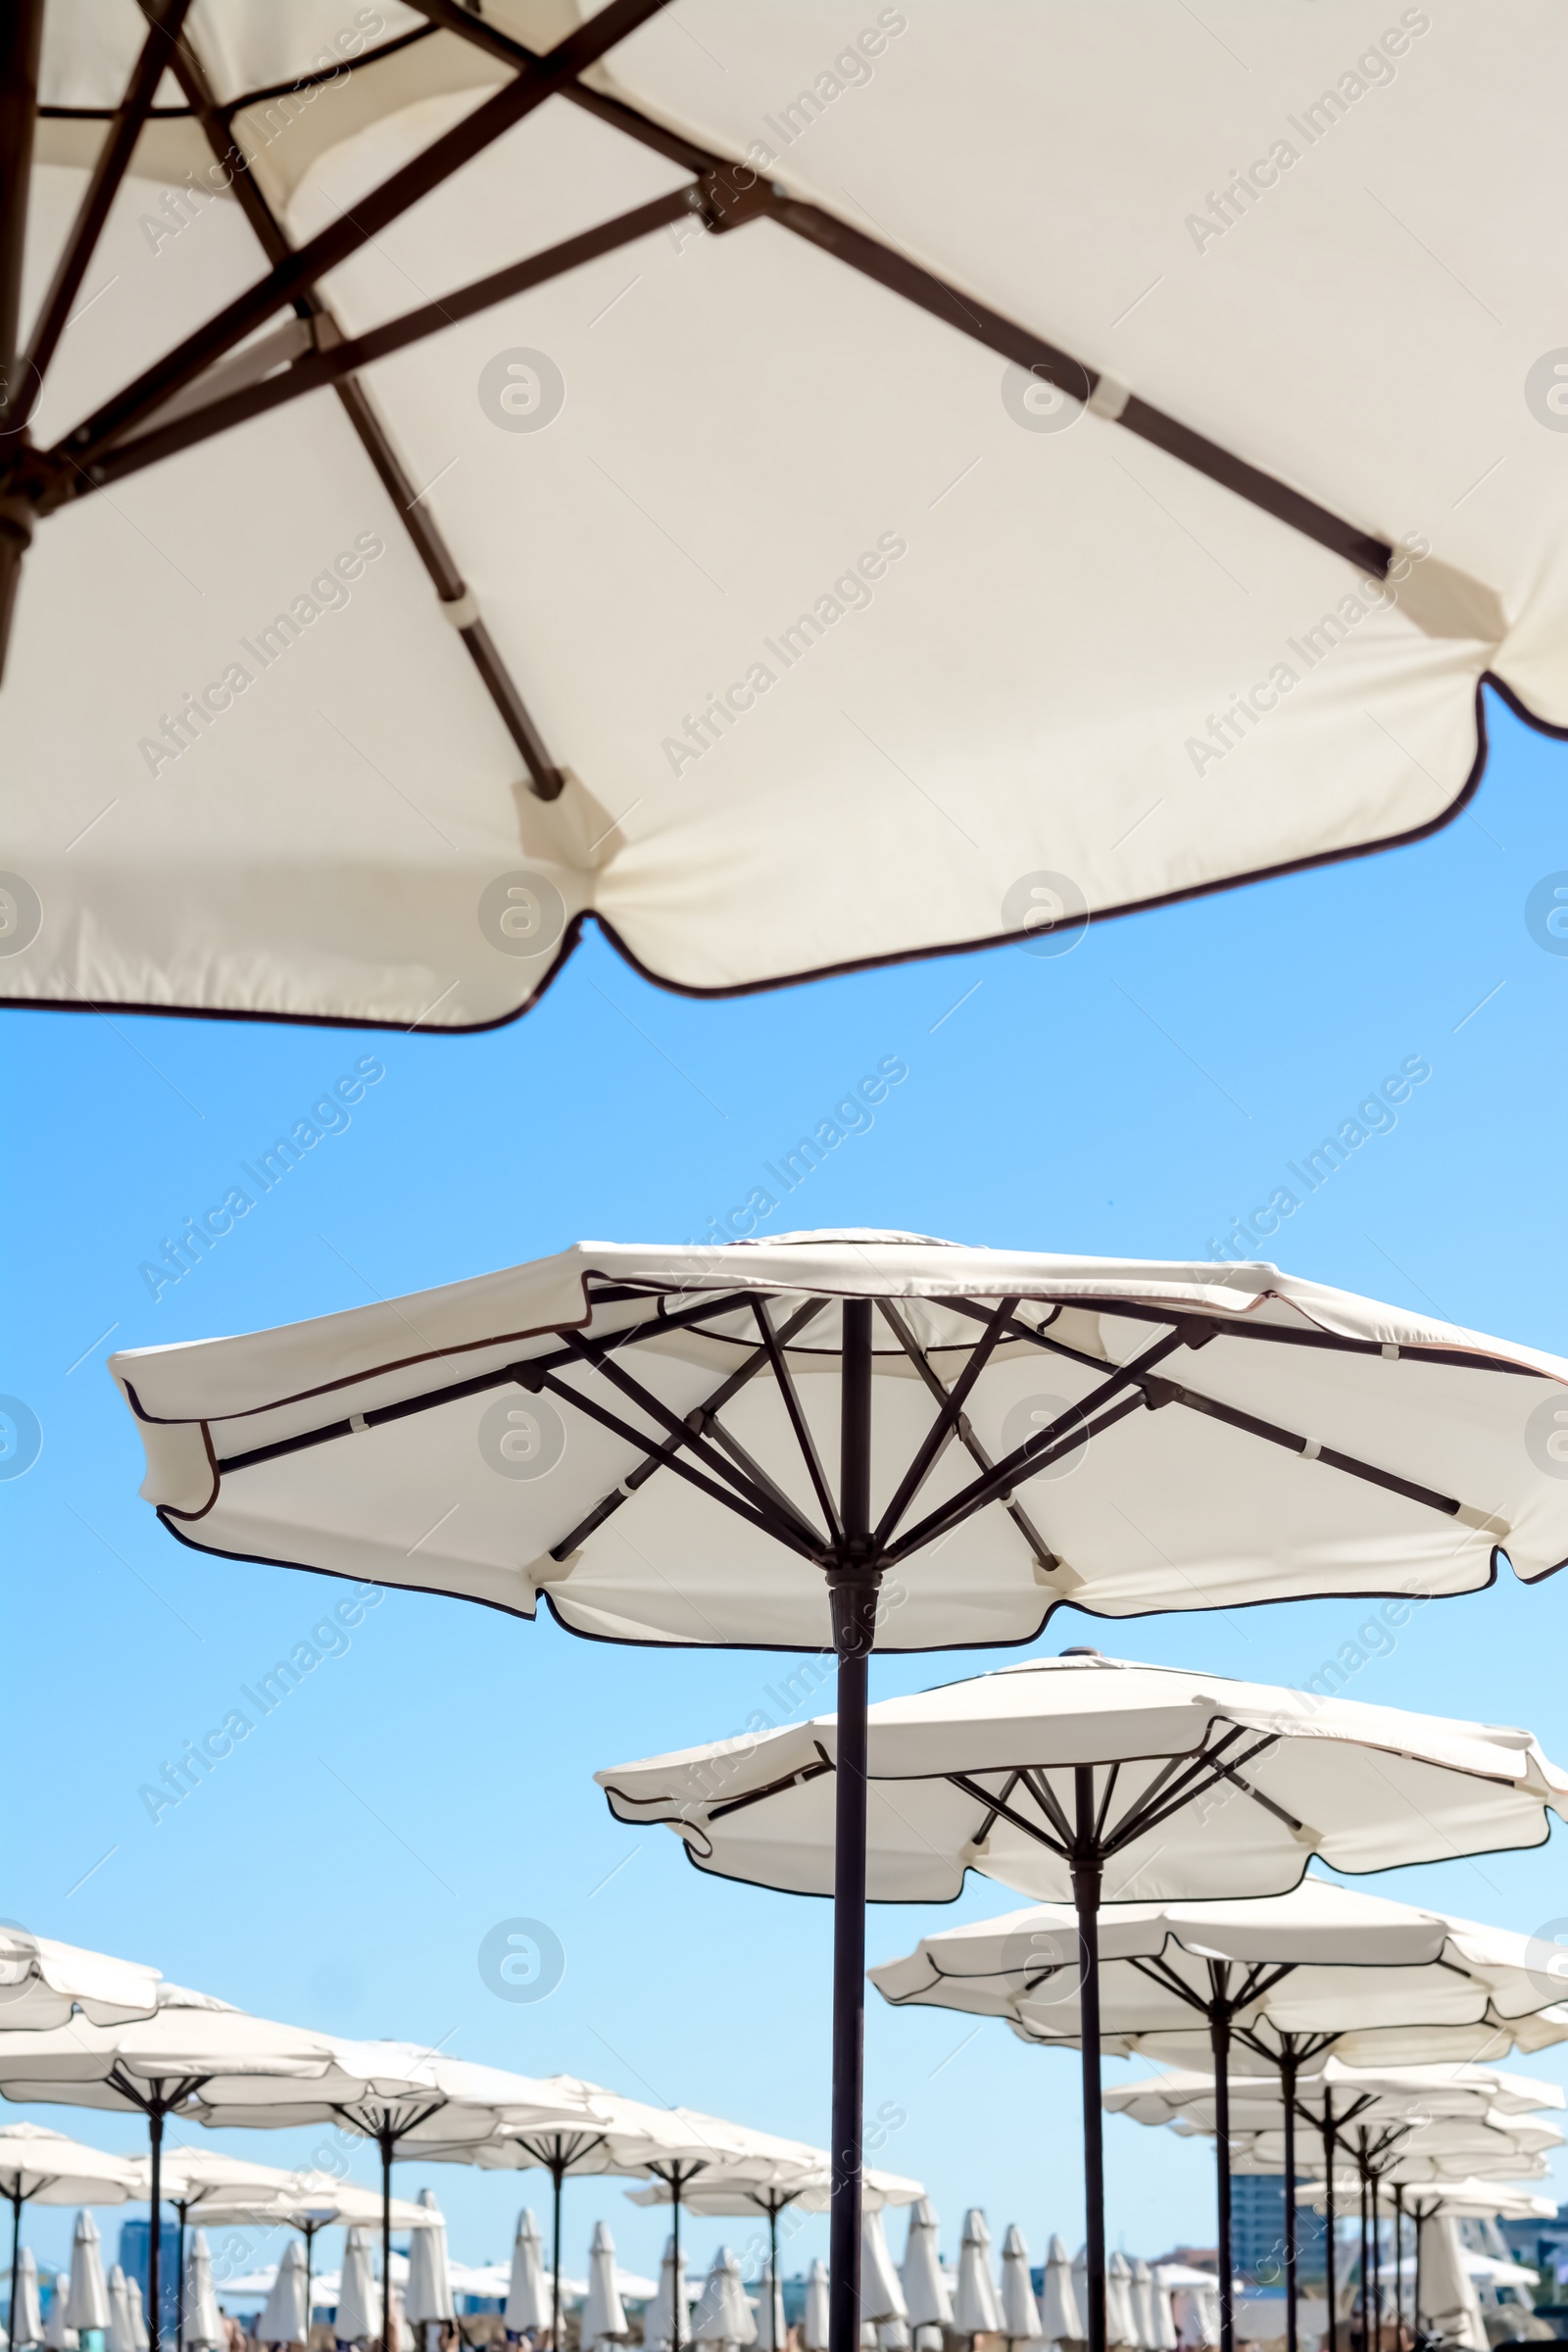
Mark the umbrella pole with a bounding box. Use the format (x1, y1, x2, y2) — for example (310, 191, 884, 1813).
(768, 2204, 780, 2352)
(9, 2185, 22, 2352)
(1070, 1770, 1106, 2352)
(828, 1298, 875, 2352)
(552, 2159, 564, 2352)
(1393, 2188, 1402, 2352)
(1412, 2206, 1423, 2345)
(176, 2202, 186, 2352)
(1209, 2007, 1234, 2352)
(149, 2107, 166, 2352)
(381, 2129, 395, 2352)
(1281, 2056, 1298, 2352)
(305, 2223, 316, 2352)
(0, 0, 44, 678)
(1322, 2099, 1336, 2352)
(1357, 2171, 1367, 2352)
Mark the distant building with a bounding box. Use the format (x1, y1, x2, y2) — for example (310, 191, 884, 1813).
(118, 2220, 181, 2342)
(1230, 2178, 1328, 2283)
(1499, 2204, 1568, 2285)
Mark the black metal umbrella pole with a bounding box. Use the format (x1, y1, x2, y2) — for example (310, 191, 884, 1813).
(644, 2158, 708, 2352)
(828, 1299, 876, 2352)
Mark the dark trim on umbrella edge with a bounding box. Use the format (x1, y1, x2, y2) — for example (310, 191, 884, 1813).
(3, 671, 1555, 1036)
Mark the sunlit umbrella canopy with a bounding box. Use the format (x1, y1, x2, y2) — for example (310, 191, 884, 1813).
(504, 2209, 548, 2337)
(953, 2212, 1001, 2340)
(1039, 2237, 1081, 2349)
(0, 2128, 144, 2352)
(582, 2223, 630, 2348)
(258, 2240, 309, 2349)
(63, 2214, 108, 2335)
(899, 2202, 951, 2347)
(999, 2229, 1040, 2345)
(0, 1934, 160, 2034)
(13, 2248, 44, 2352)
(6, 6, 1565, 1029)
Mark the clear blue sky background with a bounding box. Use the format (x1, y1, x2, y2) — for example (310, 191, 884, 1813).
(5, 689, 1567, 2299)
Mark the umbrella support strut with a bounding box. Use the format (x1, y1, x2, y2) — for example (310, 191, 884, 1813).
(828, 1298, 876, 2352)
(1070, 1778, 1107, 2352)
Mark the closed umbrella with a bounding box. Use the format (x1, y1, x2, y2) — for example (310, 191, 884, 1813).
(643, 2238, 689, 2352)
(1038, 2239, 1080, 2350)
(116, 1238, 1568, 2352)
(42, 2278, 76, 2352)
(900, 2203, 951, 2352)
(106, 2271, 135, 2352)
(179, 2238, 220, 2352)
(503, 2212, 548, 2341)
(335, 2232, 380, 2351)
(1072, 2254, 1092, 2347)
(859, 2214, 906, 2332)
(1415, 2216, 1486, 2351)
(405, 2191, 454, 2351)
(1104, 2257, 1137, 2351)
(124, 2285, 146, 2352)
(10, 12, 1568, 1032)
(804, 2265, 830, 2352)
(13, 2250, 43, 2352)
(999, 2230, 1039, 2347)
(258, 2243, 309, 2350)
(954, 2214, 1001, 2341)
(64, 2215, 109, 2336)
(691, 2251, 751, 2349)
(754, 2259, 784, 2352)
(0, 2126, 142, 2352)
(1134, 2262, 1170, 2352)
(580, 2225, 629, 2351)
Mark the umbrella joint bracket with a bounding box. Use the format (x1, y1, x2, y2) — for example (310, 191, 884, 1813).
(687, 169, 777, 234)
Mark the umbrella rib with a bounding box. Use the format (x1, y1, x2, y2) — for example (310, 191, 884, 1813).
(964, 1764, 1026, 1848)
(48, 0, 681, 466)
(1138, 1376, 1474, 1521)
(708, 1750, 835, 1822)
(1104, 1732, 1288, 1849)
(1086, 1298, 1543, 1376)
(945, 1771, 1071, 1862)
(746, 1298, 842, 1544)
(874, 1297, 1066, 1571)
(1019, 1768, 1076, 1849)
(884, 1332, 1189, 1560)
(397, 3, 1391, 579)
(557, 1337, 828, 1552)
(869, 1297, 1018, 1546)
(548, 1298, 823, 1558)
(12, 0, 194, 418)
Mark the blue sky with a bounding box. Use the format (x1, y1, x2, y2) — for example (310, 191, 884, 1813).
(5, 688, 1568, 2297)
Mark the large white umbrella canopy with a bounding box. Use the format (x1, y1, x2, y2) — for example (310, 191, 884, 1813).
(335, 2229, 381, 2347)
(803, 2263, 829, 2352)
(257, 2240, 309, 2349)
(106, 2268, 136, 2352)
(0, 1935, 160, 2034)
(898, 2202, 951, 2340)
(13, 2248, 43, 2352)
(952, 2212, 1001, 2340)
(1039, 2237, 1081, 2349)
(1298, 2180, 1556, 2224)
(404, 2188, 454, 2329)
(999, 2229, 1040, 2344)
(63, 2214, 108, 2334)
(6, 7, 1565, 1030)
(1106, 2060, 1567, 2131)
(503, 2209, 548, 2336)
(582, 2222, 630, 2347)
(180, 2232, 222, 2352)
(690, 2249, 751, 2349)
(0, 2127, 143, 2352)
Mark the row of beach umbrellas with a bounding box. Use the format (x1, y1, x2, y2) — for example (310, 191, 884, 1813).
(101, 1234, 1568, 2352)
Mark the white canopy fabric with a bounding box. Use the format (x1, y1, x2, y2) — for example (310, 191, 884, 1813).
(1417, 2215, 1488, 2351)
(105, 2268, 136, 2352)
(182, 2231, 224, 2352)
(582, 2223, 630, 2346)
(1104, 2059, 1567, 2132)
(690, 2248, 752, 2348)
(154, 2146, 335, 2222)
(803, 2261, 829, 2352)
(109, 1237, 1568, 1651)
(627, 2153, 922, 2218)
(1219, 2110, 1563, 2179)
(8, 5, 1567, 1030)
(405, 2189, 455, 2326)
(0, 1933, 160, 2034)
(258, 2240, 309, 2348)
(859, 2213, 907, 2329)
(1164, 2272, 1218, 2352)
(999, 2229, 1040, 2343)
(63, 2213, 109, 2334)
(13, 2249, 44, 2352)
(1039, 2236, 1082, 2348)
(953, 2212, 1001, 2339)
(504, 2208, 549, 2335)
(756, 2256, 784, 2352)
(1132, 2260, 1170, 2352)
(40, 2275, 75, 2352)
(124, 2279, 147, 2352)
(607, 1669, 1568, 1905)
(1105, 2253, 1138, 2350)
(0, 2127, 143, 2206)
(643, 2234, 690, 2352)
(334, 2230, 381, 2347)
(1298, 2180, 1556, 2224)
(898, 2203, 952, 2336)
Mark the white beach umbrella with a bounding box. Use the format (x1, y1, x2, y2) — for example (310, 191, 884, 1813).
(10, 9, 1568, 1033)
(581, 2224, 629, 2348)
(643, 2235, 691, 2352)
(1105, 2256, 1138, 2351)
(181, 2233, 221, 2352)
(953, 2213, 1001, 2341)
(106, 2269, 136, 2352)
(899, 2202, 951, 2347)
(124, 2283, 147, 2352)
(13, 2250, 43, 2352)
(1039, 2238, 1081, 2349)
(752, 2257, 784, 2352)
(859, 2212, 906, 2330)
(335, 2230, 381, 2349)
(1000, 2230, 1040, 2345)
(114, 1237, 1568, 2352)
(803, 2264, 830, 2352)
(63, 2214, 109, 2335)
(1072, 2252, 1093, 2347)
(503, 2209, 548, 2337)
(1137, 2261, 1174, 2352)
(41, 2276, 75, 2352)
(0, 1935, 160, 2035)
(0, 2129, 143, 2352)
(405, 2189, 455, 2339)
(1161, 2273, 1217, 2352)
(1416, 2216, 1487, 2351)
(1128, 2261, 1156, 2352)
(258, 2241, 309, 2349)
(690, 2250, 751, 2349)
